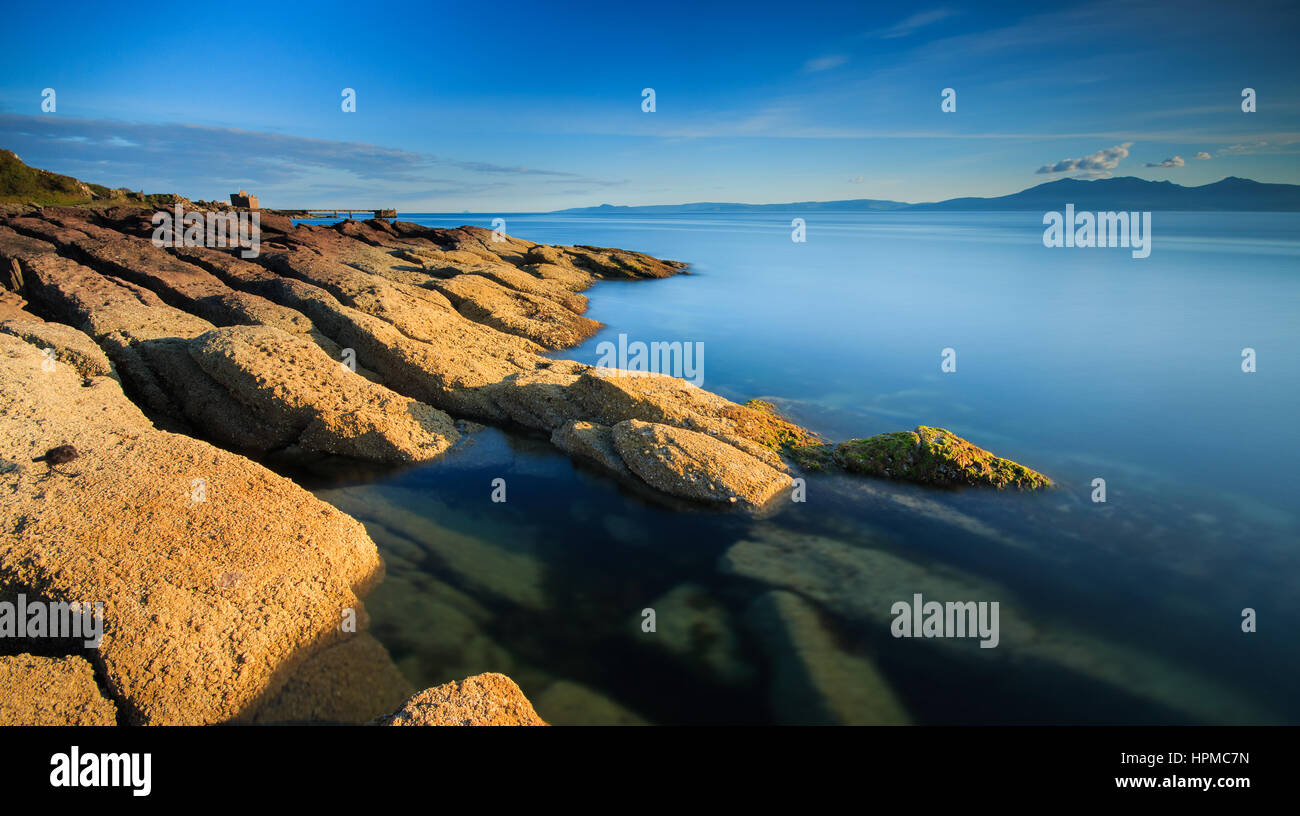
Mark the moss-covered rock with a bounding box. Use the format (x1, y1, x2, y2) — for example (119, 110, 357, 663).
(737, 399, 825, 453)
(787, 443, 837, 472)
(832, 426, 1051, 489)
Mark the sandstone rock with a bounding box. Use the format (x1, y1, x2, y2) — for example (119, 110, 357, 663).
(610, 419, 793, 510)
(551, 420, 632, 478)
(252, 632, 414, 724)
(61, 232, 312, 334)
(333, 218, 411, 248)
(524, 260, 596, 291)
(169, 246, 529, 419)
(380, 673, 546, 726)
(0, 654, 118, 726)
(0, 318, 113, 377)
(430, 273, 601, 349)
(0, 226, 214, 346)
(254, 245, 550, 421)
(396, 244, 590, 309)
(3, 215, 92, 247)
(38, 211, 128, 241)
(746, 591, 909, 725)
(8, 207, 820, 517)
(187, 325, 459, 462)
(4, 231, 460, 463)
(490, 364, 589, 431)
(0, 289, 28, 319)
(0, 237, 216, 421)
(524, 243, 685, 281)
(386, 220, 447, 247)
(467, 265, 589, 314)
(432, 225, 538, 267)
(134, 336, 281, 449)
(392, 245, 487, 274)
(0, 331, 383, 724)
(261, 247, 461, 338)
(572, 371, 816, 455)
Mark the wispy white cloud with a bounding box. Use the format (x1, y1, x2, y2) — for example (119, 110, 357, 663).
(802, 54, 849, 72)
(1219, 140, 1269, 155)
(874, 8, 958, 39)
(0, 114, 622, 206)
(1145, 155, 1185, 167)
(1036, 142, 1133, 175)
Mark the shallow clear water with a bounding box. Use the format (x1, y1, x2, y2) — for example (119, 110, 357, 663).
(300, 211, 1299, 724)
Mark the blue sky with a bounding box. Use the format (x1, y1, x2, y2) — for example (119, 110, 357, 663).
(1, 0, 1296, 210)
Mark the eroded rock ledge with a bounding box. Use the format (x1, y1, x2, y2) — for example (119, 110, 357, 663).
(0, 201, 1050, 725)
(0, 204, 1048, 508)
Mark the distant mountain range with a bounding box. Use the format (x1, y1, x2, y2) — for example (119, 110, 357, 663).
(555, 198, 910, 214)
(6, 148, 1297, 215)
(554, 176, 1300, 214)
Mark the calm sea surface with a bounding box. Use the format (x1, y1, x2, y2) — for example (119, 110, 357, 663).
(296, 211, 1299, 724)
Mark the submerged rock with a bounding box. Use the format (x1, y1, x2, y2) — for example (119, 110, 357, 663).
(534, 680, 649, 725)
(746, 591, 910, 725)
(380, 673, 547, 726)
(641, 582, 754, 687)
(324, 486, 550, 610)
(721, 529, 1273, 723)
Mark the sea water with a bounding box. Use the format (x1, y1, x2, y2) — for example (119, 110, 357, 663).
(297, 210, 1299, 724)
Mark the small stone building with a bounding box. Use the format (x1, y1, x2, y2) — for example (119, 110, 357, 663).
(229, 190, 259, 209)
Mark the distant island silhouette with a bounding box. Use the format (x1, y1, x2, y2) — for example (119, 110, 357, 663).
(553, 176, 1300, 214)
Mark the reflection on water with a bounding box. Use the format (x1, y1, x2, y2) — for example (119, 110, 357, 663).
(294, 212, 1298, 724)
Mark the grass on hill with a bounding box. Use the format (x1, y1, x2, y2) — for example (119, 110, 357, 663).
(0, 148, 177, 208)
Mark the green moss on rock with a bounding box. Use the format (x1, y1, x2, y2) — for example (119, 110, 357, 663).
(734, 399, 825, 453)
(833, 426, 1051, 490)
(787, 443, 837, 472)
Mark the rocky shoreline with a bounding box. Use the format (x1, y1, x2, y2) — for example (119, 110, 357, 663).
(0, 198, 1050, 725)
